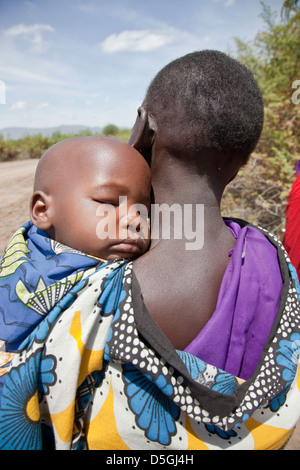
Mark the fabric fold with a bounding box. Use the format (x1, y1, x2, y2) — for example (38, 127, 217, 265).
(184, 220, 283, 380)
(0, 220, 299, 450)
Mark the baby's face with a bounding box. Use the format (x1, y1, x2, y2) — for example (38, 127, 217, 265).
(49, 141, 151, 260)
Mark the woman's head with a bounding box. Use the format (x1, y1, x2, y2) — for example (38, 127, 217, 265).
(130, 50, 264, 184)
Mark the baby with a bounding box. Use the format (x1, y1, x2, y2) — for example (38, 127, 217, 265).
(0, 136, 150, 357)
(30, 136, 151, 260)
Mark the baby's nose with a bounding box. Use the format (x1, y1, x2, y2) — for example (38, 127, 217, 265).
(121, 209, 141, 230)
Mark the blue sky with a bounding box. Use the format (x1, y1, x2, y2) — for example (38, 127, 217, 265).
(0, 0, 285, 131)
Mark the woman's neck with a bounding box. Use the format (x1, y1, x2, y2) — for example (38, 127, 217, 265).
(149, 154, 230, 249)
(151, 152, 226, 206)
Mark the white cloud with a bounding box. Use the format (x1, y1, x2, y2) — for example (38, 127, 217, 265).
(0, 65, 69, 87)
(10, 100, 27, 110)
(3, 24, 54, 36)
(3, 23, 55, 54)
(212, 0, 236, 6)
(225, 0, 235, 6)
(99, 29, 174, 53)
(35, 102, 49, 109)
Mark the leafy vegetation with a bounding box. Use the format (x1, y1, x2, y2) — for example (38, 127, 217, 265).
(222, 0, 300, 235)
(0, 126, 131, 163)
(0, 1, 299, 236)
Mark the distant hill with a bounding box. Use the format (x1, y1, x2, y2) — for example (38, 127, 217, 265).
(0, 125, 103, 140)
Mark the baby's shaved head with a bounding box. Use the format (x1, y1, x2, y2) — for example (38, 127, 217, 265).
(31, 135, 151, 259)
(34, 136, 149, 194)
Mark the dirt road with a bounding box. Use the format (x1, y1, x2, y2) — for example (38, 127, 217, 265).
(0, 159, 299, 449)
(0, 159, 38, 253)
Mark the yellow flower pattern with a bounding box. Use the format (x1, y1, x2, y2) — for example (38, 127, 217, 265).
(0, 227, 30, 278)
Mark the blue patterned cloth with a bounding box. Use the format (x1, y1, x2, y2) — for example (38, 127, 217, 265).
(0, 222, 104, 352)
(0, 221, 300, 450)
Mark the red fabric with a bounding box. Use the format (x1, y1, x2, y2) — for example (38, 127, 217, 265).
(284, 173, 300, 279)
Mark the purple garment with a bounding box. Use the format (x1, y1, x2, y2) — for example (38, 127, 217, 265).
(184, 220, 283, 380)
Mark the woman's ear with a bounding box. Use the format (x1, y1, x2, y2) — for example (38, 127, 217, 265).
(30, 191, 53, 231)
(128, 106, 156, 165)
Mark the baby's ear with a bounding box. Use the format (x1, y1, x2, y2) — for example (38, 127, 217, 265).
(30, 191, 53, 231)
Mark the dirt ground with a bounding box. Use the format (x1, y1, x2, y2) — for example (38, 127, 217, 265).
(0, 159, 38, 253)
(0, 159, 299, 450)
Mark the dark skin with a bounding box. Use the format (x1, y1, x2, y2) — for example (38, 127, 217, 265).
(129, 104, 239, 351)
(30, 136, 151, 260)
